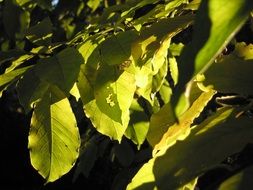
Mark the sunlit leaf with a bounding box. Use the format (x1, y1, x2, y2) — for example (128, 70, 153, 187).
(172, 0, 253, 117)
(148, 89, 216, 150)
(100, 30, 138, 66)
(84, 100, 128, 142)
(78, 56, 132, 142)
(29, 92, 80, 183)
(70, 83, 80, 101)
(6, 54, 34, 73)
(35, 47, 84, 94)
(0, 65, 32, 96)
(125, 99, 149, 147)
(128, 107, 253, 189)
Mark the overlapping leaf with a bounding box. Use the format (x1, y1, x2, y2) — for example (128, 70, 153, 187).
(128, 107, 253, 189)
(17, 47, 83, 112)
(148, 89, 216, 150)
(0, 65, 32, 96)
(204, 42, 253, 95)
(172, 0, 253, 117)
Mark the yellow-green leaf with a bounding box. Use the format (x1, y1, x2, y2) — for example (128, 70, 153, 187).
(29, 92, 80, 183)
(128, 107, 253, 189)
(172, 0, 253, 117)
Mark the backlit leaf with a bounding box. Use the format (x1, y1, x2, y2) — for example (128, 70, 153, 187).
(29, 92, 80, 183)
(148, 89, 216, 150)
(128, 107, 253, 189)
(35, 47, 84, 94)
(0, 65, 32, 96)
(172, 0, 253, 117)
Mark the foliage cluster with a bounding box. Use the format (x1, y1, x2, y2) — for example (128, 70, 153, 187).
(1, 0, 253, 189)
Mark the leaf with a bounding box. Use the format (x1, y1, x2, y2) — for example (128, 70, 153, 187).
(140, 15, 194, 41)
(128, 106, 253, 189)
(76, 66, 94, 105)
(6, 54, 34, 73)
(217, 165, 253, 190)
(94, 63, 136, 120)
(26, 17, 53, 46)
(35, 47, 84, 94)
(0, 65, 32, 96)
(73, 137, 98, 180)
(133, 15, 193, 104)
(172, 0, 253, 117)
(100, 30, 138, 66)
(78, 61, 133, 142)
(70, 83, 80, 101)
(148, 89, 216, 151)
(94, 65, 123, 123)
(84, 100, 127, 142)
(204, 51, 253, 95)
(17, 68, 49, 113)
(29, 92, 80, 183)
(159, 80, 172, 104)
(78, 39, 100, 64)
(125, 99, 149, 148)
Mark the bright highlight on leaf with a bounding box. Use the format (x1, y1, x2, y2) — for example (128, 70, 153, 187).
(172, 0, 253, 118)
(29, 92, 80, 183)
(1, 0, 253, 188)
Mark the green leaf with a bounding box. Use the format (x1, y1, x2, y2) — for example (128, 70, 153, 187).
(204, 49, 253, 95)
(76, 66, 94, 105)
(172, 0, 253, 117)
(6, 54, 34, 73)
(94, 65, 123, 123)
(128, 107, 253, 190)
(70, 83, 80, 101)
(218, 165, 253, 190)
(125, 99, 149, 147)
(140, 15, 193, 41)
(35, 47, 84, 94)
(25, 17, 53, 46)
(84, 100, 128, 142)
(148, 89, 216, 150)
(0, 65, 32, 96)
(100, 30, 138, 66)
(17, 68, 49, 113)
(84, 63, 136, 141)
(29, 92, 80, 183)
